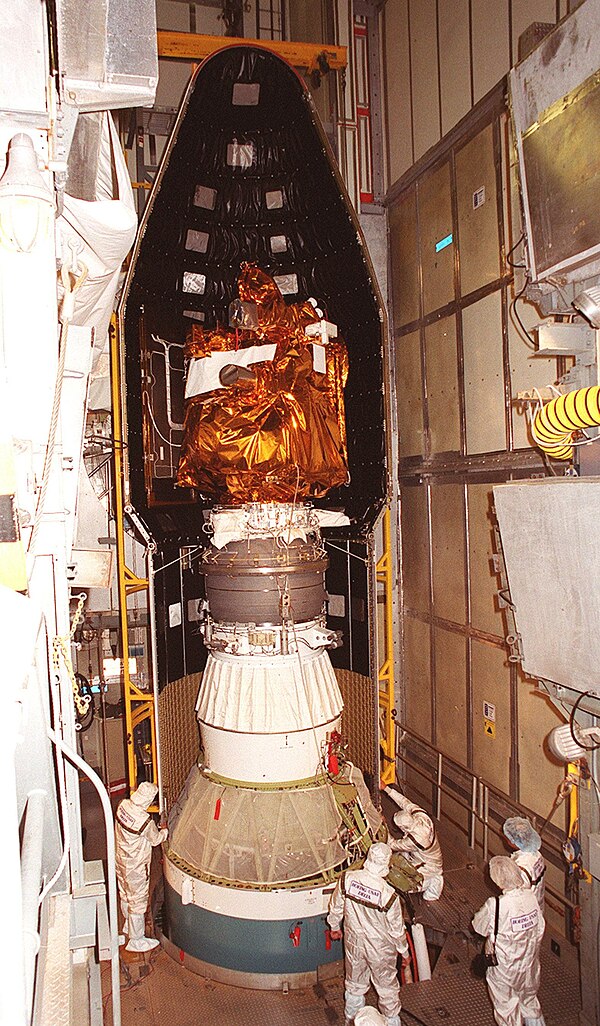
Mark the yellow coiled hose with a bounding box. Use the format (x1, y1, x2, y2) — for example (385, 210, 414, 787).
(533, 385, 600, 460)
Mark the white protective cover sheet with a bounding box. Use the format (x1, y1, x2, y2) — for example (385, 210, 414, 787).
(57, 112, 137, 408)
(185, 344, 277, 398)
(196, 650, 343, 733)
(209, 505, 350, 549)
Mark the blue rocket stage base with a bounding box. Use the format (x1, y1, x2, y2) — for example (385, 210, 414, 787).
(163, 880, 342, 984)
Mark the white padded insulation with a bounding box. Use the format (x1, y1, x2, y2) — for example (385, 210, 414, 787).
(196, 649, 343, 733)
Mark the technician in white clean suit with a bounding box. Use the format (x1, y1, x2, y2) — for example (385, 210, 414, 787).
(327, 842, 410, 1026)
(384, 786, 444, 900)
(472, 855, 546, 1026)
(115, 781, 168, 952)
(503, 816, 546, 912)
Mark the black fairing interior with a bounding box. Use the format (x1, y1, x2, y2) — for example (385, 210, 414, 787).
(121, 45, 387, 546)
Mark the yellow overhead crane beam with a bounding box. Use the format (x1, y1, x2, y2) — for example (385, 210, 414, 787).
(157, 30, 347, 72)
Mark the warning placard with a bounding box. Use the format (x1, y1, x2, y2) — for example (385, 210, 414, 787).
(484, 718, 496, 738)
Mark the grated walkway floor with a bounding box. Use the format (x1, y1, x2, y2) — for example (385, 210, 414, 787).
(105, 932, 579, 1026)
(93, 788, 581, 1026)
(104, 857, 580, 1026)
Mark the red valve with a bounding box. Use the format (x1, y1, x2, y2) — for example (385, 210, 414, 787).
(325, 729, 344, 777)
(325, 928, 332, 951)
(214, 798, 221, 820)
(289, 925, 301, 947)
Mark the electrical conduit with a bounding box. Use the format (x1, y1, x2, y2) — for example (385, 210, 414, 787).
(533, 385, 600, 460)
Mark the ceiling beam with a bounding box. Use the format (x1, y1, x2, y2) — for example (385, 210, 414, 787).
(157, 31, 347, 72)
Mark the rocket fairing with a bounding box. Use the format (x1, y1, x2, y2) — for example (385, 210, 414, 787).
(118, 44, 397, 985)
(120, 44, 387, 537)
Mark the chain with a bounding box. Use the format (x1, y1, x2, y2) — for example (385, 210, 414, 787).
(52, 592, 91, 720)
(69, 591, 87, 639)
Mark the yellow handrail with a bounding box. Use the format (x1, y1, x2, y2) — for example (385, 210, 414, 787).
(377, 507, 396, 786)
(109, 316, 157, 798)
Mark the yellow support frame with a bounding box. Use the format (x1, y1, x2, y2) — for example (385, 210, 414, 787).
(109, 319, 158, 798)
(567, 761, 592, 883)
(377, 507, 396, 786)
(157, 30, 347, 72)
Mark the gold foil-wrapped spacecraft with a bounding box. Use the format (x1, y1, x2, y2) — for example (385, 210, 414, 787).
(176, 265, 349, 503)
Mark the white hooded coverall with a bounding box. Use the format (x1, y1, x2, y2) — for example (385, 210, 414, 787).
(502, 816, 546, 914)
(512, 850, 546, 913)
(327, 844, 409, 1023)
(385, 788, 444, 901)
(115, 782, 167, 951)
(472, 885, 546, 1026)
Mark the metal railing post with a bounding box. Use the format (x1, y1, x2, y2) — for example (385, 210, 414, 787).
(436, 752, 442, 820)
(483, 785, 489, 863)
(469, 776, 477, 850)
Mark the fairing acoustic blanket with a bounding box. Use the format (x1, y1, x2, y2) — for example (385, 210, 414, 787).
(176, 263, 349, 503)
(120, 44, 387, 540)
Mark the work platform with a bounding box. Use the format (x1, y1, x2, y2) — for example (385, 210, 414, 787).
(97, 818, 580, 1026)
(107, 935, 578, 1026)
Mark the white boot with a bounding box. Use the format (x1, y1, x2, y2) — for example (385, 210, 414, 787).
(344, 992, 366, 1022)
(125, 913, 159, 952)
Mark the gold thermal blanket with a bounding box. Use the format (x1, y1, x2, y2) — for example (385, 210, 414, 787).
(176, 264, 349, 503)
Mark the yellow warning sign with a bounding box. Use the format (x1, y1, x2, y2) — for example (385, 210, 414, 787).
(484, 718, 496, 738)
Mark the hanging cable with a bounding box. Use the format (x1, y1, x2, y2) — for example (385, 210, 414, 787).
(539, 780, 572, 835)
(570, 690, 600, 752)
(509, 275, 537, 350)
(506, 232, 526, 269)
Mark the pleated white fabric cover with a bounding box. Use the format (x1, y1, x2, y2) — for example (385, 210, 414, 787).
(196, 649, 343, 733)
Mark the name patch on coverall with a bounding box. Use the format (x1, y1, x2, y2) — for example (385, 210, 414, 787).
(510, 911, 538, 933)
(117, 807, 137, 829)
(531, 855, 545, 878)
(347, 880, 382, 905)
